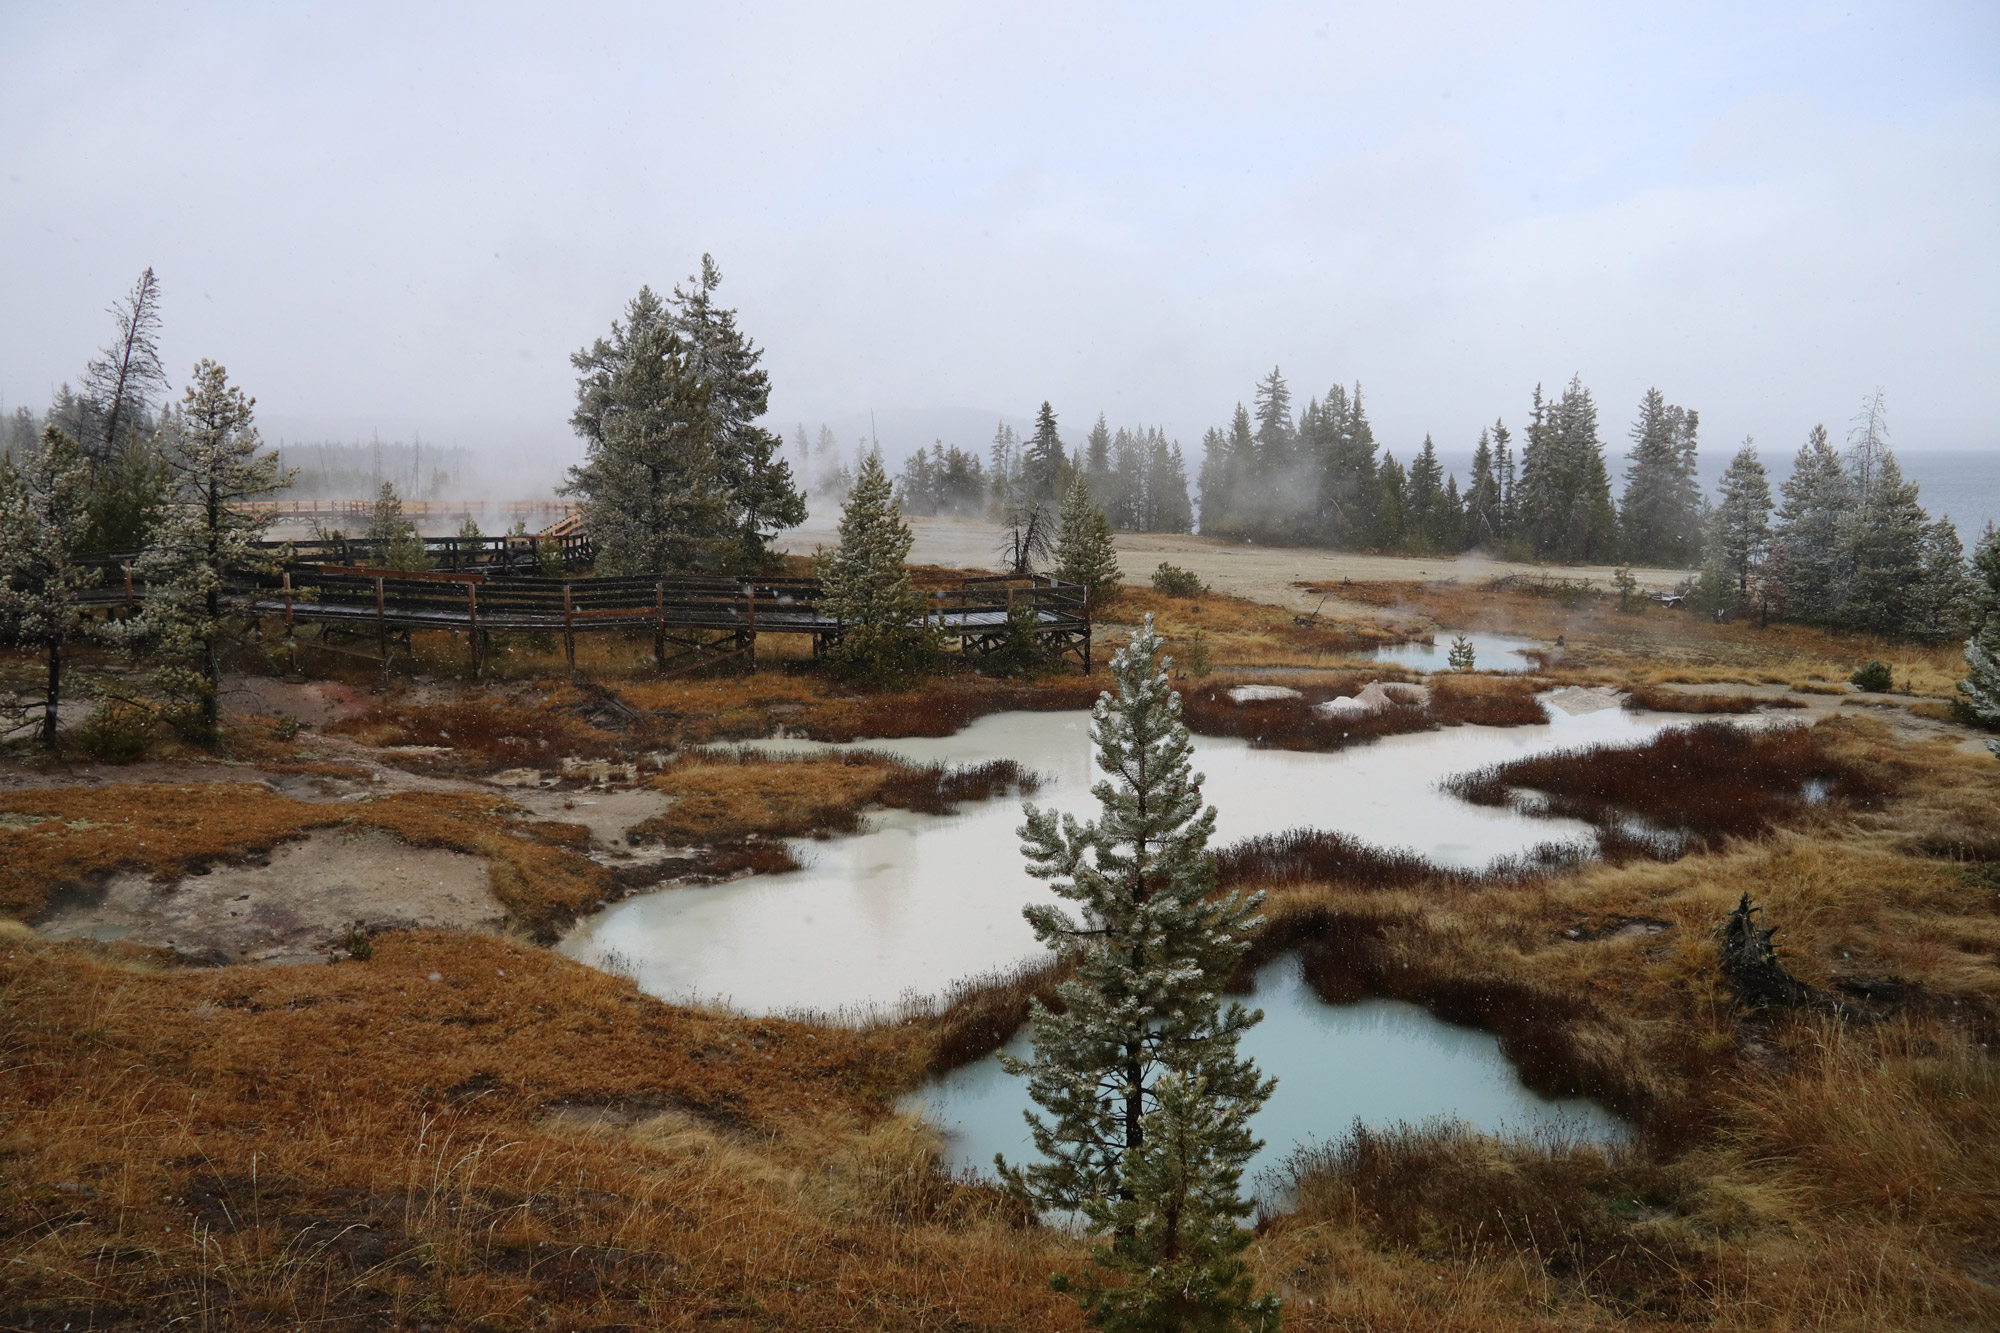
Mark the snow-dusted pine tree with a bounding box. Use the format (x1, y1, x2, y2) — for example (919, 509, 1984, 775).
(123, 361, 292, 739)
(565, 293, 735, 574)
(1701, 441, 1772, 610)
(1619, 387, 1703, 567)
(816, 453, 939, 685)
(1771, 425, 1852, 625)
(368, 481, 430, 571)
(0, 427, 99, 747)
(1055, 475, 1122, 604)
(1002, 614, 1276, 1328)
(1960, 524, 2000, 758)
(666, 256, 806, 564)
(1054, 1072, 1280, 1332)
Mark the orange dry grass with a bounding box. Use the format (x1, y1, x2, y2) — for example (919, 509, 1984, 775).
(0, 932, 1082, 1330)
(638, 753, 901, 843)
(1235, 732, 2000, 1330)
(1104, 586, 1413, 667)
(0, 784, 610, 941)
(1310, 578, 1972, 697)
(1257, 1014, 2000, 1329)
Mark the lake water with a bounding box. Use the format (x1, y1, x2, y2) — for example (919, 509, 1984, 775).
(559, 701, 1686, 1016)
(1356, 630, 1540, 673)
(900, 953, 1629, 1194)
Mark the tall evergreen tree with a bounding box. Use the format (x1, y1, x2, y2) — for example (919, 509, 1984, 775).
(1002, 615, 1276, 1329)
(1311, 382, 1379, 547)
(124, 361, 292, 739)
(1462, 428, 1501, 550)
(1492, 418, 1518, 542)
(1106, 427, 1145, 529)
(1517, 379, 1617, 562)
(1702, 441, 1773, 610)
(1959, 525, 2000, 757)
(1403, 435, 1451, 552)
(1913, 516, 1972, 639)
(0, 428, 99, 747)
(1084, 414, 1113, 500)
(1198, 407, 1255, 540)
(1055, 475, 1123, 604)
(1374, 452, 1408, 550)
(666, 257, 807, 563)
(1619, 388, 1703, 566)
(1842, 452, 1934, 637)
(79, 268, 168, 463)
(816, 453, 938, 685)
(1245, 367, 1297, 539)
(566, 296, 734, 574)
(1146, 437, 1194, 535)
(1022, 402, 1067, 504)
(1770, 425, 1852, 624)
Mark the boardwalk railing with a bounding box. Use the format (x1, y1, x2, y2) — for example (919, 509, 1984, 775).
(77, 530, 595, 584)
(77, 562, 1092, 676)
(236, 498, 580, 524)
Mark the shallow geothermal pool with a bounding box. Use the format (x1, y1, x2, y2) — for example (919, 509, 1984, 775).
(1359, 630, 1542, 673)
(559, 699, 1682, 1016)
(900, 953, 1629, 1192)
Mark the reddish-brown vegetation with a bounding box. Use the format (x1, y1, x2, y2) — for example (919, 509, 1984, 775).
(326, 695, 622, 770)
(1179, 674, 1546, 752)
(1446, 720, 1890, 852)
(1624, 683, 1806, 713)
(1215, 827, 1588, 890)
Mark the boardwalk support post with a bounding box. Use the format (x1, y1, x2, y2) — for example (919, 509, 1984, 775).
(375, 577, 387, 667)
(562, 582, 576, 677)
(654, 580, 666, 670)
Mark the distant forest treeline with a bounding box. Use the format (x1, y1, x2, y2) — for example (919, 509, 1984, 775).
(264, 441, 473, 499)
(1194, 366, 1979, 638)
(792, 409, 1195, 534)
(795, 366, 1984, 642)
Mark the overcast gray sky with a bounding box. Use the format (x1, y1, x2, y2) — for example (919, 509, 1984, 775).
(3, 1, 1995, 487)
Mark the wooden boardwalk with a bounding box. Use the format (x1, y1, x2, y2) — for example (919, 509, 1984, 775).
(81, 555, 1093, 675)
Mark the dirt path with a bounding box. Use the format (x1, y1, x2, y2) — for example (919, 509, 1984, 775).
(773, 514, 1688, 614)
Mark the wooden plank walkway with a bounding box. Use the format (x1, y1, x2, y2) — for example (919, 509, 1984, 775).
(80, 561, 1094, 675)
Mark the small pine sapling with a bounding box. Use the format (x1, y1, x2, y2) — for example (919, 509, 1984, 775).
(1150, 562, 1207, 598)
(1447, 633, 1476, 672)
(817, 454, 941, 687)
(1003, 614, 1277, 1329)
(370, 481, 431, 571)
(1055, 475, 1123, 604)
(1613, 564, 1641, 611)
(1850, 659, 1893, 693)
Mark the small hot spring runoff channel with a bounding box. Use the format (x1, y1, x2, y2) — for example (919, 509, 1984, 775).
(559, 698, 1699, 1165)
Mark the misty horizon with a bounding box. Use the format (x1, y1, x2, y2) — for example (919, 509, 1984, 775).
(5, 1, 1996, 485)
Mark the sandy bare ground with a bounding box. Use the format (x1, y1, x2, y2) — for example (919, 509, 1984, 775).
(773, 513, 1689, 615)
(34, 826, 503, 965)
